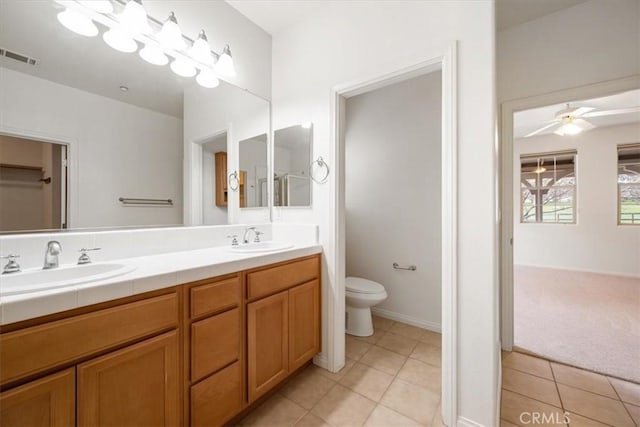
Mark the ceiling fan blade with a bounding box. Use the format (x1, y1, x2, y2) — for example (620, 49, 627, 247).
(573, 118, 595, 130)
(572, 107, 595, 117)
(524, 121, 559, 138)
(583, 106, 640, 118)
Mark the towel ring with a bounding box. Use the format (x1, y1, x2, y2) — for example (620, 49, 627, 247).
(228, 171, 239, 192)
(310, 156, 330, 184)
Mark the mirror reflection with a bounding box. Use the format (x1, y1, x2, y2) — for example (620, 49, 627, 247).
(0, 0, 270, 233)
(239, 134, 268, 208)
(274, 124, 313, 207)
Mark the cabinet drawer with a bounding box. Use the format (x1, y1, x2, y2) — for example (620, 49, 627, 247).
(0, 293, 178, 386)
(191, 308, 241, 382)
(247, 256, 319, 300)
(191, 361, 242, 427)
(190, 275, 240, 319)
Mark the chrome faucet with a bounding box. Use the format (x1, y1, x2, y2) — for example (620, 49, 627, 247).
(43, 240, 62, 269)
(242, 227, 263, 244)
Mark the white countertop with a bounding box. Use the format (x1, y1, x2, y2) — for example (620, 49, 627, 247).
(0, 243, 322, 326)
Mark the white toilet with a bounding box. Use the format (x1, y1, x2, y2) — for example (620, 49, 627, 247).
(345, 277, 388, 337)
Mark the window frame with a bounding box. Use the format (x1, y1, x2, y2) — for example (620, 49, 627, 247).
(617, 143, 640, 226)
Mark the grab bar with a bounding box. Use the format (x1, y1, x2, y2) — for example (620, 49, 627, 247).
(119, 197, 173, 206)
(393, 262, 416, 271)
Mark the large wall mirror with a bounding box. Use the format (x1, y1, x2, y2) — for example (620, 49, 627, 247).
(274, 124, 313, 207)
(0, 0, 270, 233)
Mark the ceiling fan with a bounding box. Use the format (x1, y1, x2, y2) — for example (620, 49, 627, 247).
(525, 103, 640, 137)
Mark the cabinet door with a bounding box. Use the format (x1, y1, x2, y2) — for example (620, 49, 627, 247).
(247, 290, 288, 402)
(191, 361, 242, 427)
(0, 368, 74, 427)
(289, 280, 320, 371)
(77, 331, 179, 427)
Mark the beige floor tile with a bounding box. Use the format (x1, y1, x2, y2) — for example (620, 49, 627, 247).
(397, 358, 441, 393)
(551, 363, 617, 399)
(410, 342, 441, 367)
(502, 367, 561, 408)
(359, 345, 408, 376)
(313, 358, 356, 382)
(347, 336, 372, 361)
(339, 363, 395, 402)
(241, 394, 307, 427)
(624, 402, 640, 426)
(500, 420, 520, 427)
(363, 405, 422, 427)
(389, 322, 425, 340)
(311, 384, 376, 427)
(376, 332, 418, 356)
(352, 329, 386, 345)
(566, 413, 613, 427)
(419, 330, 442, 347)
(294, 413, 332, 427)
(500, 390, 567, 427)
(608, 376, 640, 406)
(380, 378, 439, 424)
(502, 352, 553, 380)
(281, 368, 336, 410)
(372, 315, 394, 331)
(557, 384, 634, 427)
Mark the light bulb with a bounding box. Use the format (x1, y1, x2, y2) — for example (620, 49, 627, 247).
(119, 0, 151, 34)
(103, 28, 138, 53)
(561, 123, 582, 136)
(57, 8, 98, 37)
(78, 0, 114, 14)
(214, 44, 236, 77)
(158, 12, 186, 51)
(188, 30, 214, 66)
(301, 122, 312, 129)
(170, 58, 196, 77)
(196, 69, 220, 88)
(139, 44, 168, 65)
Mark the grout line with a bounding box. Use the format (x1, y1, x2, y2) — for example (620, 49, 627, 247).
(501, 387, 563, 410)
(549, 361, 566, 413)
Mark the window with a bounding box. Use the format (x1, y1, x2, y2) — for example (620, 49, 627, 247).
(618, 144, 640, 225)
(520, 151, 576, 223)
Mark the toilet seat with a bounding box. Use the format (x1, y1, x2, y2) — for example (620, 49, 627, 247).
(346, 277, 385, 294)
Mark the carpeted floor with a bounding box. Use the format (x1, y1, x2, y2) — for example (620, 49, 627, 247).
(514, 265, 640, 383)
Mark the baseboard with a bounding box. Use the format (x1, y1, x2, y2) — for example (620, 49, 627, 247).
(313, 352, 329, 370)
(457, 416, 486, 427)
(371, 307, 441, 333)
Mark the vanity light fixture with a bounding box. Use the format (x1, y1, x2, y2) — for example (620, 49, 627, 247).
(196, 69, 220, 88)
(301, 122, 312, 129)
(189, 30, 214, 66)
(57, 8, 99, 37)
(157, 12, 185, 51)
(78, 0, 113, 14)
(139, 42, 168, 65)
(170, 57, 196, 78)
(103, 27, 138, 53)
(214, 44, 236, 77)
(119, 0, 151, 35)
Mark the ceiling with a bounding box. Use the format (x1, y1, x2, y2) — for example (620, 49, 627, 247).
(514, 89, 640, 139)
(495, 0, 589, 31)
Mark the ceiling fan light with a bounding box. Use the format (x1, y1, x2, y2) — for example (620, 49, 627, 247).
(103, 27, 138, 53)
(170, 58, 196, 78)
(139, 44, 168, 65)
(57, 8, 99, 37)
(555, 122, 582, 136)
(196, 69, 220, 88)
(158, 12, 186, 51)
(188, 30, 214, 66)
(119, 0, 151, 35)
(214, 44, 236, 77)
(78, 0, 114, 14)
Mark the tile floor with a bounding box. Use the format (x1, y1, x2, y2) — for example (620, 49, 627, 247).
(501, 351, 640, 427)
(239, 316, 444, 427)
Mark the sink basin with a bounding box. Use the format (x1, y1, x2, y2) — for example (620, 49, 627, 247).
(230, 242, 294, 254)
(0, 263, 136, 297)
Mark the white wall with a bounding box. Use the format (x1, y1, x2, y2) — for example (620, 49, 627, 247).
(497, 0, 640, 102)
(345, 73, 442, 330)
(514, 123, 640, 277)
(271, 2, 497, 425)
(0, 67, 183, 229)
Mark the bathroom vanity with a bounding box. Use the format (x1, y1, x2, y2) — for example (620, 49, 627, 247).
(0, 251, 321, 427)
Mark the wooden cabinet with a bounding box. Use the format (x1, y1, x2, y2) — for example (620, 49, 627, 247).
(77, 331, 179, 427)
(214, 152, 228, 207)
(0, 368, 75, 427)
(289, 280, 321, 372)
(247, 291, 289, 402)
(191, 361, 242, 427)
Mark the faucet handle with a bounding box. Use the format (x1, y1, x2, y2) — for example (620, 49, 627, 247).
(254, 231, 264, 243)
(77, 248, 101, 265)
(1, 254, 21, 274)
(227, 235, 239, 246)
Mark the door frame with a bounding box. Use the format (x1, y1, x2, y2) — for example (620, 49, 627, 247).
(499, 75, 640, 350)
(329, 41, 458, 425)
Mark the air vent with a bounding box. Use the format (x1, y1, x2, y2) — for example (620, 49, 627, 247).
(0, 48, 37, 66)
